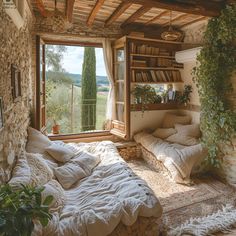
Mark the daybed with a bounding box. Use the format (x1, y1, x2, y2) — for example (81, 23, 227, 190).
(9, 128, 163, 236)
(134, 113, 207, 184)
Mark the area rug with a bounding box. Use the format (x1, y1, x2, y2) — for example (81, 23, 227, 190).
(127, 160, 236, 232)
(168, 204, 236, 236)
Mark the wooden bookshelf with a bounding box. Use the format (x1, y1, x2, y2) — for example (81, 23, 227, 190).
(111, 36, 185, 140)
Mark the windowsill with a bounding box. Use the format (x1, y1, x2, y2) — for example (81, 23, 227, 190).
(48, 130, 112, 142)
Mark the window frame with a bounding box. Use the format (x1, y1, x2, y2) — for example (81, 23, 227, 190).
(35, 36, 111, 140)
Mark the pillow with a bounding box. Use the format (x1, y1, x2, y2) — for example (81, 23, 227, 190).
(8, 153, 31, 189)
(54, 151, 101, 189)
(152, 128, 177, 139)
(54, 162, 87, 189)
(166, 134, 199, 146)
(26, 153, 53, 186)
(26, 127, 51, 154)
(73, 151, 101, 175)
(41, 180, 65, 213)
(45, 143, 75, 163)
(162, 113, 191, 128)
(174, 123, 201, 138)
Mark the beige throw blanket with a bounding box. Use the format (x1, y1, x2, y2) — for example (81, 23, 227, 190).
(134, 132, 206, 184)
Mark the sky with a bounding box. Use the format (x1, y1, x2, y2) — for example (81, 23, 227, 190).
(61, 46, 107, 76)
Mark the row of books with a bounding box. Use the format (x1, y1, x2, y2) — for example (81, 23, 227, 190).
(131, 58, 183, 68)
(130, 43, 172, 56)
(131, 70, 182, 83)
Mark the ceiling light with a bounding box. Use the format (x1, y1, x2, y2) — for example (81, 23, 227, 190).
(161, 11, 183, 41)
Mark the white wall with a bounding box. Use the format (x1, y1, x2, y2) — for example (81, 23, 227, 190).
(130, 110, 179, 137)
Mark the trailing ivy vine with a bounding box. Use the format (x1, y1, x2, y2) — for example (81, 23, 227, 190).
(193, 4, 236, 167)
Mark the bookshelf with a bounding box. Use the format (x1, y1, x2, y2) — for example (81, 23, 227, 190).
(130, 41, 183, 83)
(111, 36, 185, 140)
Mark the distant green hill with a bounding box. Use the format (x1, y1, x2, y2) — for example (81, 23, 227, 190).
(46, 71, 109, 87)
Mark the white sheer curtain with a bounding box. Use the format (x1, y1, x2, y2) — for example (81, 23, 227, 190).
(102, 38, 116, 125)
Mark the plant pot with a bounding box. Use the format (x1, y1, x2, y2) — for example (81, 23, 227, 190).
(52, 124, 60, 134)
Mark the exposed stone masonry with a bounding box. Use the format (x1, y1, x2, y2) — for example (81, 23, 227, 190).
(0, 2, 33, 182)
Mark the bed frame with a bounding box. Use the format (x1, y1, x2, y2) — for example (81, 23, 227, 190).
(109, 216, 162, 236)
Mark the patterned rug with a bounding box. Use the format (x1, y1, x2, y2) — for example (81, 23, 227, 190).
(127, 160, 236, 232)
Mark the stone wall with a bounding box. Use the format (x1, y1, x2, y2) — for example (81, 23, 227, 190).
(0, 1, 33, 183)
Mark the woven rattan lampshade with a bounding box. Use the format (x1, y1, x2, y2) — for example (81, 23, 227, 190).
(161, 11, 183, 41)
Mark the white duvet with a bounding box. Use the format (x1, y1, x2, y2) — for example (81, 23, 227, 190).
(134, 132, 206, 184)
(33, 141, 162, 236)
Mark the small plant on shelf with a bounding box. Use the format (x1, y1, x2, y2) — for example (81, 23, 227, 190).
(132, 85, 158, 113)
(0, 184, 53, 236)
(176, 85, 192, 105)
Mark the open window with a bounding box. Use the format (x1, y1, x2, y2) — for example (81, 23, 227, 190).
(35, 36, 110, 137)
(110, 41, 130, 139)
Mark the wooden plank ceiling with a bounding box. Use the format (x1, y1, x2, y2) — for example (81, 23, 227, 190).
(31, 0, 230, 31)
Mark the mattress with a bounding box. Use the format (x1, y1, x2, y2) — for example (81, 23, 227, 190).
(33, 141, 162, 236)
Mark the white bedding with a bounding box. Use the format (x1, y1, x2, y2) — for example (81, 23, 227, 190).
(134, 131, 206, 184)
(33, 141, 162, 236)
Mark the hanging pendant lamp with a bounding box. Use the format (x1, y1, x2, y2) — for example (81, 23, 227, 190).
(161, 11, 183, 41)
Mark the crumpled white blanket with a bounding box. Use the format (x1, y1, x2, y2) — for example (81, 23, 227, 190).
(33, 141, 162, 236)
(134, 131, 206, 184)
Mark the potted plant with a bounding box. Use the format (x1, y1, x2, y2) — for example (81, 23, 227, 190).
(177, 85, 193, 106)
(0, 184, 53, 236)
(52, 119, 60, 134)
(132, 85, 157, 113)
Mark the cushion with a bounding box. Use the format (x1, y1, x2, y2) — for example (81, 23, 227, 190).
(152, 128, 177, 139)
(162, 113, 191, 128)
(54, 151, 101, 189)
(26, 127, 51, 154)
(166, 133, 199, 146)
(8, 152, 31, 189)
(54, 162, 87, 189)
(26, 153, 53, 186)
(41, 180, 65, 213)
(174, 123, 201, 138)
(45, 143, 75, 163)
(73, 151, 101, 175)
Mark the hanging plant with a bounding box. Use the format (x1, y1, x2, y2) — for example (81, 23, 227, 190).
(193, 4, 236, 167)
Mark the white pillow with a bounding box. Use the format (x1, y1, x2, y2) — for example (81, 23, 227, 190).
(26, 127, 51, 154)
(162, 113, 191, 128)
(152, 128, 177, 139)
(73, 151, 101, 175)
(174, 123, 201, 138)
(9, 152, 31, 189)
(41, 180, 65, 213)
(166, 134, 199, 146)
(45, 143, 75, 163)
(54, 151, 101, 189)
(26, 153, 53, 186)
(54, 162, 87, 189)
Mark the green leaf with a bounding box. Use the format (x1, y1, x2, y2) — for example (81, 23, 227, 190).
(43, 195, 53, 206)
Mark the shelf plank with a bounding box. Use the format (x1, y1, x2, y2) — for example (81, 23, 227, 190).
(130, 53, 175, 59)
(131, 66, 181, 70)
(131, 81, 183, 84)
(131, 103, 178, 111)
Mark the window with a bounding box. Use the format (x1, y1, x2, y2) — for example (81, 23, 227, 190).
(37, 40, 110, 136)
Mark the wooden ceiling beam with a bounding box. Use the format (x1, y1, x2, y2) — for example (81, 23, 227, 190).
(105, 2, 133, 27)
(66, 0, 75, 22)
(125, 0, 223, 17)
(35, 0, 48, 17)
(145, 10, 169, 25)
(87, 0, 105, 27)
(180, 16, 208, 28)
(121, 6, 152, 27)
(162, 13, 189, 27)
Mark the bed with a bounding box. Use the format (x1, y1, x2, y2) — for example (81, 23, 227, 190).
(9, 128, 163, 236)
(133, 114, 207, 184)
